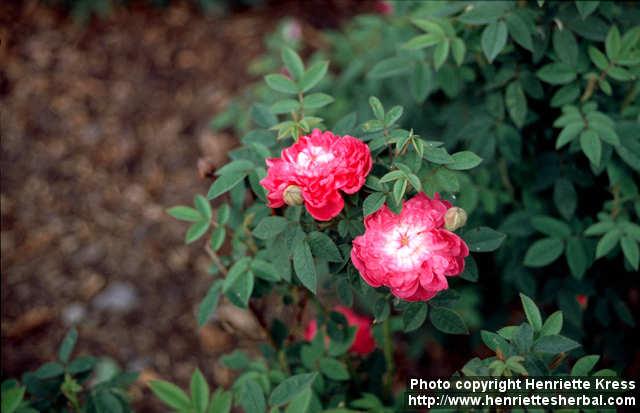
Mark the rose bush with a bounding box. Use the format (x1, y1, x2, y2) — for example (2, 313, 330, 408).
(151, 1, 638, 411)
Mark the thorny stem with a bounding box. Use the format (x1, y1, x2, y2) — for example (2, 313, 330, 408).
(205, 244, 228, 276)
(621, 82, 638, 113)
(498, 158, 516, 200)
(581, 64, 611, 102)
(611, 184, 622, 219)
(382, 318, 395, 399)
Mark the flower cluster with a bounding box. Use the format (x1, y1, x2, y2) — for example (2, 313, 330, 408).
(261, 130, 469, 303)
(260, 129, 372, 221)
(351, 193, 469, 301)
(304, 305, 375, 355)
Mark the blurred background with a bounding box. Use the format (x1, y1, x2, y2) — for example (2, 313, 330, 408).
(0, 0, 370, 409)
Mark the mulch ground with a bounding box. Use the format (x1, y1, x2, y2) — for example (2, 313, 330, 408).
(0, 1, 288, 409)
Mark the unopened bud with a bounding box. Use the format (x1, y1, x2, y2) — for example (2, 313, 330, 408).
(444, 207, 467, 231)
(283, 185, 304, 206)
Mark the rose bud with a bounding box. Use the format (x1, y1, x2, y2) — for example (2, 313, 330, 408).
(283, 185, 304, 206)
(444, 207, 468, 231)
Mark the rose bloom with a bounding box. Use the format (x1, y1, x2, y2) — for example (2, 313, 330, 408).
(374, 0, 394, 15)
(260, 129, 372, 221)
(351, 193, 469, 301)
(304, 305, 376, 355)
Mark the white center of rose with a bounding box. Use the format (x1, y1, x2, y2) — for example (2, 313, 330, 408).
(296, 145, 335, 168)
(383, 224, 429, 270)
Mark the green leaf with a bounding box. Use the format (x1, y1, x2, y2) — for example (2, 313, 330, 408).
(588, 46, 609, 71)
(580, 129, 601, 166)
(303, 93, 334, 109)
(385, 106, 403, 126)
(210, 226, 226, 251)
(251, 259, 281, 282)
(207, 172, 246, 200)
(531, 216, 571, 238)
(269, 373, 317, 407)
(605, 25, 621, 60)
(460, 256, 479, 282)
(191, 369, 210, 413)
(369, 96, 385, 120)
(265, 74, 298, 94)
(284, 388, 312, 413)
(410, 62, 432, 103)
(251, 104, 277, 128)
(238, 379, 266, 413)
(585, 221, 616, 236)
(307, 232, 342, 263)
(553, 178, 577, 220)
(576, 1, 599, 19)
(363, 192, 386, 217)
(556, 122, 584, 149)
(506, 12, 533, 51)
(540, 311, 563, 336)
(282, 47, 304, 80)
(223, 258, 254, 308)
(194, 195, 212, 221)
(412, 18, 445, 35)
(217, 204, 231, 225)
(197, 280, 223, 327)
(463, 227, 506, 252)
(149, 380, 192, 411)
(505, 81, 527, 128)
(566, 238, 588, 279)
(392, 179, 407, 204)
(429, 306, 468, 334)
(533, 335, 581, 354)
(167, 206, 201, 222)
(293, 240, 317, 294)
(458, 1, 512, 24)
(433, 39, 450, 70)
(451, 37, 466, 65)
(481, 21, 508, 63)
(186, 221, 210, 244)
(553, 29, 578, 66)
(67, 356, 97, 374)
(58, 328, 78, 364)
(524, 237, 564, 267)
(300, 61, 329, 92)
(537, 62, 576, 85)
(319, 358, 350, 381)
(209, 389, 232, 413)
(403, 33, 441, 50)
(447, 151, 483, 170)
(423, 147, 454, 164)
(403, 303, 428, 332)
(253, 216, 289, 240)
(621, 236, 639, 270)
(519, 293, 543, 331)
(571, 355, 600, 376)
(368, 57, 413, 79)
(1, 387, 25, 413)
(271, 99, 300, 114)
(35, 362, 64, 379)
(216, 159, 256, 176)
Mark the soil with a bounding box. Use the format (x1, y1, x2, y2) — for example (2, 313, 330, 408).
(0, 0, 360, 409)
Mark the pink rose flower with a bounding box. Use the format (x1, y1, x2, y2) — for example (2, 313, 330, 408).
(304, 305, 376, 355)
(260, 129, 372, 221)
(351, 193, 469, 301)
(374, 1, 394, 15)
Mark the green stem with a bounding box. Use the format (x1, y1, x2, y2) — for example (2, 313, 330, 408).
(382, 318, 395, 399)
